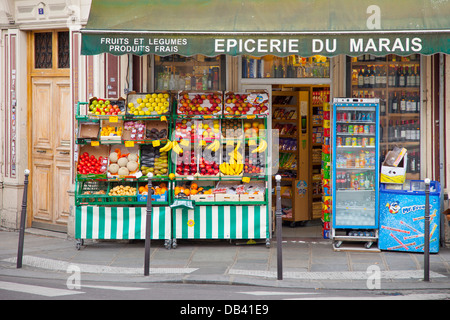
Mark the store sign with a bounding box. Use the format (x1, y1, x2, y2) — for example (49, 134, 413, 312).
(82, 33, 448, 57)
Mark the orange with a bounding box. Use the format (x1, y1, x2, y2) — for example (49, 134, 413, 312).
(175, 186, 181, 195)
(191, 183, 198, 190)
(184, 189, 190, 196)
(160, 182, 167, 188)
(190, 189, 198, 195)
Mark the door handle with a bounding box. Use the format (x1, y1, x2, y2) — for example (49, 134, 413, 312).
(36, 150, 46, 153)
(59, 151, 70, 155)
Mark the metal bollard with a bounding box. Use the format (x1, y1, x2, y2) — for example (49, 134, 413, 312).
(17, 169, 30, 269)
(275, 174, 283, 280)
(424, 178, 430, 282)
(144, 172, 153, 276)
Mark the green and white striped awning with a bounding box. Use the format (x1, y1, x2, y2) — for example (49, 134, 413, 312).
(81, 0, 450, 57)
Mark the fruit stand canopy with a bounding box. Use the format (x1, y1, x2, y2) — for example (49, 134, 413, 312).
(81, 0, 450, 57)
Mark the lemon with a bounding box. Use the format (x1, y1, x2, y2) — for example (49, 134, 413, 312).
(163, 101, 170, 107)
(149, 98, 155, 103)
(134, 111, 139, 115)
(145, 94, 151, 99)
(143, 98, 149, 103)
(155, 98, 160, 103)
(145, 110, 151, 115)
(157, 93, 163, 99)
(136, 98, 143, 104)
(149, 107, 154, 112)
(128, 102, 134, 108)
(163, 93, 169, 99)
(145, 102, 151, 108)
(155, 106, 161, 111)
(151, 93, 157, 98)
(151, 102, 157, 108)
(137, 106, 142, 111)
(139, 111, 145, 115)
(158, 102, 163, 107)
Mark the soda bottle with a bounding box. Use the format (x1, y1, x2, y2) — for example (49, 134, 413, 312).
(350, 172, 356, 189)
(354, 174, 359, 190)
(359, 173, 365, 190)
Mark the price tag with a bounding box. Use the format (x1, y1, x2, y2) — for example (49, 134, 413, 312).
(152, 140, 161, 147)
(125, 141, 135, 147)
(161, 116, 167, 122)
(226, 140, 234, 146)
(242, 177, 251, 183)
(180, 139, 190, 147)
(109, 116, 118, 123)
(90, 141, 100, 146)
(246, 115, 256, 119)
(200, 140, 206, 146)
(248, 139, 257, 146)
(204, 115, 212, 119)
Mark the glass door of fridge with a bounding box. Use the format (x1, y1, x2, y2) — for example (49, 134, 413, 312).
(333, 104, 379, 229)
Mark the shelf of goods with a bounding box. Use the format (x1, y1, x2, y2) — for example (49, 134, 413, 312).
(171, 90, 270, 248)
(350, 54, 421, 181)
(74, 93, 175, 250)
(74, 90, 271, 249)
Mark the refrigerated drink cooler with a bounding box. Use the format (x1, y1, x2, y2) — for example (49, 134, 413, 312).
(331, 98, 380, 250)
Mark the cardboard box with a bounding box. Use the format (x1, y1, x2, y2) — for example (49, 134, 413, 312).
(380, 151, 407, 184)
(78, 122, 100, 140)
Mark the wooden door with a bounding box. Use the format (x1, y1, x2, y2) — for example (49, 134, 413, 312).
(29, 31, 71, 232)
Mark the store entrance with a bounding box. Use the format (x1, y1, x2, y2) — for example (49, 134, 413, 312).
(271, 84, 330, 239)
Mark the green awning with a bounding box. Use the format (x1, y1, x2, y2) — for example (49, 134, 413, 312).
(81, 0, 450, 57)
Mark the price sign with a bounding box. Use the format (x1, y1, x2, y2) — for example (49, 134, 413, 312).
(161, 116, 167, 122)
(248, 139, 257, 146)
(109, 116, 118, 123)
(125, 141, 135, 147)
(246, 115, 256, 119)
(90, 141, 100, 146)
(152, 140, 161, 147)
(242, 177, 251, 183)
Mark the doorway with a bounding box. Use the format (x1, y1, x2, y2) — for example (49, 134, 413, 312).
(28, 30, 71, 232)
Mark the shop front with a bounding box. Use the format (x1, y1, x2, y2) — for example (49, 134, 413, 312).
(71, 0, 450, 248)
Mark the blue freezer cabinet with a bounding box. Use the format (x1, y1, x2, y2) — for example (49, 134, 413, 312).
(379, 181, 441, 253)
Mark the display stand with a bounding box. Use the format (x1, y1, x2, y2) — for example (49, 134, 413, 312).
(74, 90, 271, 250)
(170, 91, 271, 248)
(74, 96, 173, 250)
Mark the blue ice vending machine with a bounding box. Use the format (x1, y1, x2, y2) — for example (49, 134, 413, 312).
(379, 181, 441, 253)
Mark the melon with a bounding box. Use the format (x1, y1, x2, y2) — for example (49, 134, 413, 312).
(109, 152, 118, 163)
(118, 167, 129, 176)
(117, 157, 128, 167)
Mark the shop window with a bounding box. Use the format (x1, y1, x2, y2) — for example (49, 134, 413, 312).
(349, 54, 421, 179)
(154, 55, 226, 91)
(241, 55, 330, 79)
(34, 32, 53, 69)
(57, 31, 70, 69)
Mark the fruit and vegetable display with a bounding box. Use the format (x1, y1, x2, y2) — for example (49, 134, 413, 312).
(100, 124, 122, 140)
(77, 152, 107, 175)
(224, 92, 269, 116)
(140, 144, 169, 177)
(88, 98, 125, 116)
(127, 93, 170, 116)
(177, 92, 222, 116)
(220, 141, 244, 176)
(221, 119, 242, 138)
(108, 148, 140, 177)
(108, 184, 137, 196)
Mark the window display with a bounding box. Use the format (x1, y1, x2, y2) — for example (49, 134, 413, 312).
(242, 55, 330, 79)
(154, 54, 226, 91)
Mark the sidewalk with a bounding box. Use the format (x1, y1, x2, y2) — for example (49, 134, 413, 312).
(0, 228, 449, 290)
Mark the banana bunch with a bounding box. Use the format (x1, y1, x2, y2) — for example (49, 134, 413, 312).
(220, 141, 243, 175)
(172, 141, 183, 154)
(159, 140, 173, 152)
(206, 139, 220, 152)
(220, 162, 243, 176)
(251, 139, 267, 154)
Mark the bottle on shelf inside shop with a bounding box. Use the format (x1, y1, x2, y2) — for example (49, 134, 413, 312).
(387, 120, 420, 142)
(388, 92, 420, 114)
